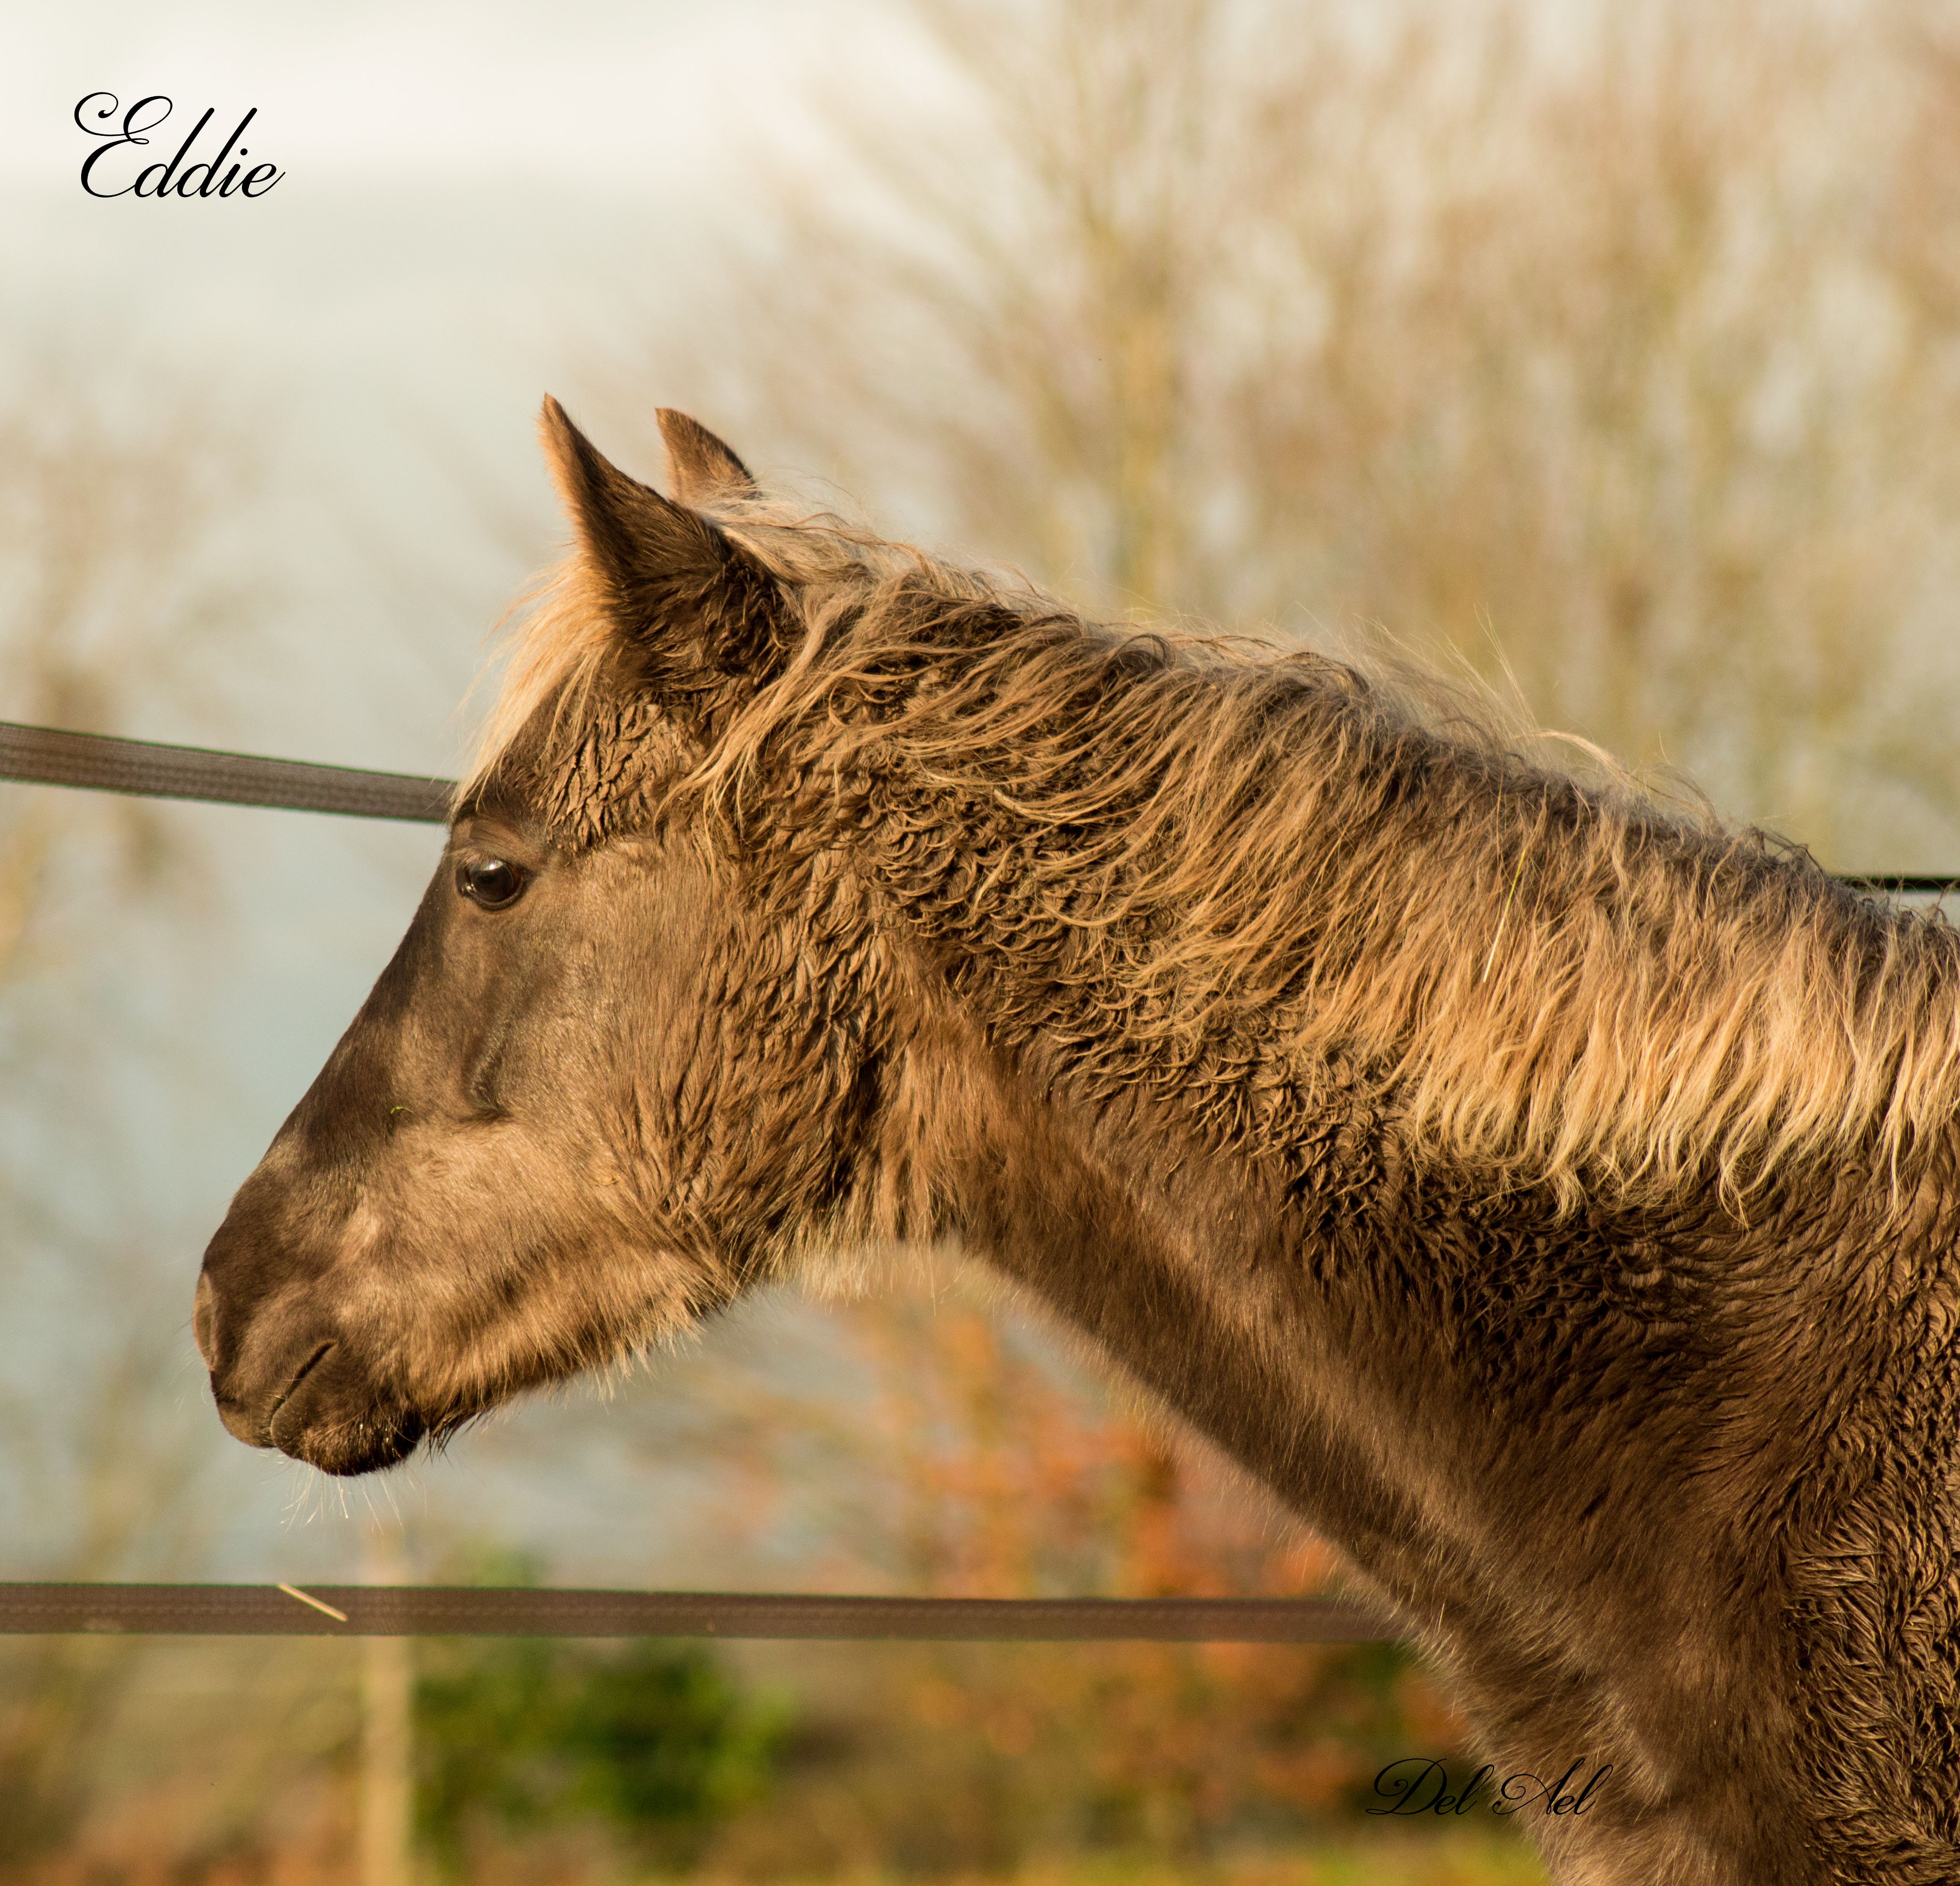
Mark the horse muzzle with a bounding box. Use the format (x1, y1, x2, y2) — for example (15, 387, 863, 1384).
(193, 1267, 425, 1475)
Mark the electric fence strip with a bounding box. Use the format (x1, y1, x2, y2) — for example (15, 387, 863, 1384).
(0, 720, 452, 823)
(0, 1585, 1393, 1641)
(3, 720, 1951, 892)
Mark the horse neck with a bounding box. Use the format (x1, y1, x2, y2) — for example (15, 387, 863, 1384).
(880, 900, 1960, 1886)
(822, 659, 1960, 1879)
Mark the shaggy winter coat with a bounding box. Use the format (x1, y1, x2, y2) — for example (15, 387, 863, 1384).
(196, 401, 1960, 1886)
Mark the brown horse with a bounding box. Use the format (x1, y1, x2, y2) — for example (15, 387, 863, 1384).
(197, 400, 1960, 1886)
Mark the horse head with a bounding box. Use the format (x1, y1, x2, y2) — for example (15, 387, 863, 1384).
(195, 402, 939, 1473)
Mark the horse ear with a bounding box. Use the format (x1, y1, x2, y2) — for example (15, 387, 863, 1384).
(656, 408, 757, 504)
(538, 397, 783, 692)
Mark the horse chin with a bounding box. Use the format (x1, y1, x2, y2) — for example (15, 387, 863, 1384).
(263, 1342, 429, 1476)
(273, 1405, 427, 1476)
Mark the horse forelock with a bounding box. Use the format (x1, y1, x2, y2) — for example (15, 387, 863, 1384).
(465, 481, 1960, 1221)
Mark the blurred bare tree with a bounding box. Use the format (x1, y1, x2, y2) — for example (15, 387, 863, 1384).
(606, 0, 1960, 869)
(0, 348, 251, 1873)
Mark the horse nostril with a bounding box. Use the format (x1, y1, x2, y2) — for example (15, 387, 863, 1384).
(193, 1273, 218, 1370)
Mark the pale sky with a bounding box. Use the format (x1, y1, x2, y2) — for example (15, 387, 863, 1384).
(4, 1, 875, 184)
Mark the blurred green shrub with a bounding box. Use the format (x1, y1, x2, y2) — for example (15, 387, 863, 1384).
(414, 1634, 785, 1871)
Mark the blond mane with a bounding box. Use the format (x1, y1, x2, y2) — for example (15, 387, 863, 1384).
(467, 487, 1960, 1219)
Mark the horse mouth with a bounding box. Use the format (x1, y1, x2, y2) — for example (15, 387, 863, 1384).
(265, 1339, 336, 1441)
(249, 1337, 427, 1477)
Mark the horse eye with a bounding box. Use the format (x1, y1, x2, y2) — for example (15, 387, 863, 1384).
(456, 858, 526, 910)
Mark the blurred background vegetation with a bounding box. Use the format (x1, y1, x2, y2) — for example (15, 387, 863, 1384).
(11, 0, 1960, 1880)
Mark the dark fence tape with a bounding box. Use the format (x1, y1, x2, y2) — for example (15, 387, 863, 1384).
(5, 721, 1957, 890)
(0, 721, 453, 824)
(0, 1584, 1395, 1641)
(1838, 876, 1960, 895)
